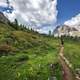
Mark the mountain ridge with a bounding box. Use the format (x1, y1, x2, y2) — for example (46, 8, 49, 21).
(0, 12, 9, 24)
(53, 25, 80, 37)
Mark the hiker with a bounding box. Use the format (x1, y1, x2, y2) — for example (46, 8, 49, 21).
(61, 36, 64, 45)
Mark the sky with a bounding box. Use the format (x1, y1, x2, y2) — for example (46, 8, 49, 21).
(0, 0, 80, 33)
(57, 0, 80, 25)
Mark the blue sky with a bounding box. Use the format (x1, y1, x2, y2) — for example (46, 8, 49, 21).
(0, 0, 80, 33)
(57, 0, 80, 24)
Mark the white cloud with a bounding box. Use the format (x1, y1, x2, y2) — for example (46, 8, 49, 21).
(64, 14, 80, 31)
(0, 0, 58, 33)
(0, 0, 7, 7)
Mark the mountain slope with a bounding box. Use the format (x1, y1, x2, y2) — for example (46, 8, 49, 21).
(0, 12, 9, 24)
(0, 12, 62, 80)
(53, 25, 80, 37)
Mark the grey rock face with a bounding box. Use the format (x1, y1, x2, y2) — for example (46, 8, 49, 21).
(0, 12, 9, 24)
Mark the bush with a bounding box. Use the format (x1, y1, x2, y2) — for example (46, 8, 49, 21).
(16, 54, 29, 62)
(0, 44, 14, 56)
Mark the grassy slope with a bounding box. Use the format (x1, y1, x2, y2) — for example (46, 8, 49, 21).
(0, 22, 62, 80)
(64, 37, 80, 71)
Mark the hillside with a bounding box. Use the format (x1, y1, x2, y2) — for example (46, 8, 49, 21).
(0, 12, 9, 23)
(0, 13, 62, 80)
(1, 12, 80, 80)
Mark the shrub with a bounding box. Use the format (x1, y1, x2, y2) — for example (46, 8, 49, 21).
(16, 54, 29, 62)
(0, 44, 14, 56)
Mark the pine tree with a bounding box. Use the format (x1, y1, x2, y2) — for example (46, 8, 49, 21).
(14, 19, 18, 30)
(49, 30, 51, 36)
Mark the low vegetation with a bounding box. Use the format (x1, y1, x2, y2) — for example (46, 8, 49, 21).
(64, 37, 80, 74)
(0, 21, 62, 80)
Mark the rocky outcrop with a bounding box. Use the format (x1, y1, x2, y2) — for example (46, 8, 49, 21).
(0, 12, 9, 24)
(53, 25, 80, 37)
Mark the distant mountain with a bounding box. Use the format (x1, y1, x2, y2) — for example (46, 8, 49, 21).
(53, 25, 80, 37)
(0, 12, 9, 23)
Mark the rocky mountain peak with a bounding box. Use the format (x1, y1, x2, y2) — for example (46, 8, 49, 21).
(53, 25, 80, 37)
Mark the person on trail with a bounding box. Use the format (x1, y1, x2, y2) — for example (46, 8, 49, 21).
(61, 36, 64, 45)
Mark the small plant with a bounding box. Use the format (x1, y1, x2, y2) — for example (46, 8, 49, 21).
(16, 54, 29, 62)
(0, 44, 13, 56)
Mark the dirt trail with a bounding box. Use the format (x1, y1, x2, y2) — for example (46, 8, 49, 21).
(59, 45, 76, 80)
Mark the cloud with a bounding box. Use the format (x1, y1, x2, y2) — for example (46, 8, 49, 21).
(0, 0, 7, 7)
(0, 0, 58, 33)
(64, 14, 80, 31)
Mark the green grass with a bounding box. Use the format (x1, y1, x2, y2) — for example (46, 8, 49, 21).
(0, 39, 61, 80)
(64, 37, 80, 71)
(0, 22, 62, 80)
